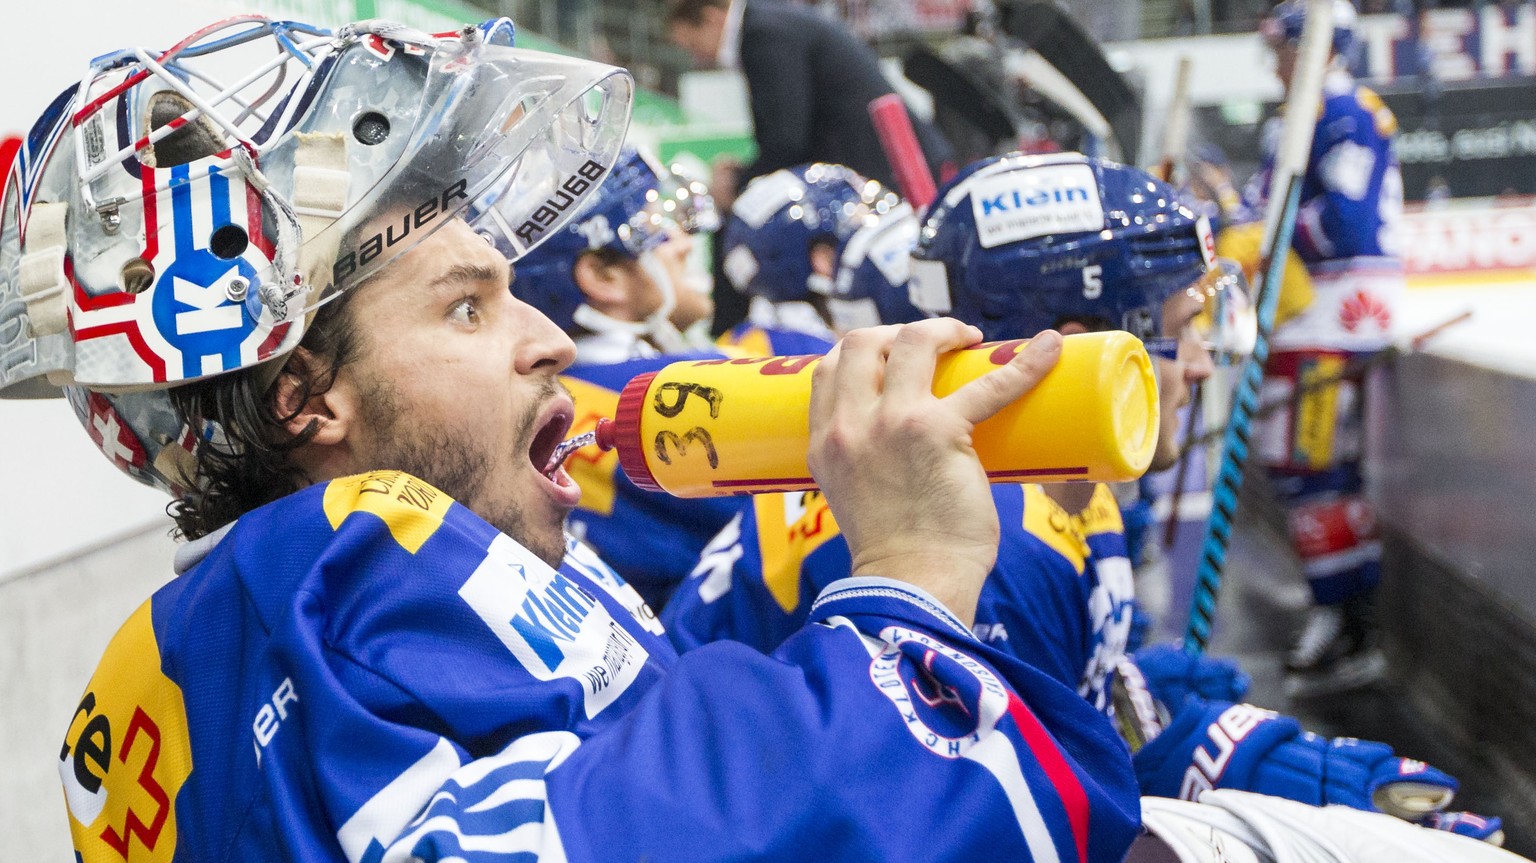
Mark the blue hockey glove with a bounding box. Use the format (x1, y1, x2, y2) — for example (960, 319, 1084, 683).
(1424, 811, 1506, 845)
(1130, 643, 1251, 709)
(1133, 698, 1463, 821)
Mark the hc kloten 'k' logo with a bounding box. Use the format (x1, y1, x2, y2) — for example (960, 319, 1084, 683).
(68, 160, 286, 386)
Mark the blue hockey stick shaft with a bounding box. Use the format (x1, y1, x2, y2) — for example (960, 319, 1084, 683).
(1183, 174, 1302, 655)
(1183, 0, 1335, 655)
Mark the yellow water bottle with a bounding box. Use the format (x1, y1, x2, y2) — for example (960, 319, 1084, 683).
(595, 330, 1158, 498)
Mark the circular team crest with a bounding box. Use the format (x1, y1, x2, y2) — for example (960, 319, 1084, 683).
(869, 626, 1010, 758)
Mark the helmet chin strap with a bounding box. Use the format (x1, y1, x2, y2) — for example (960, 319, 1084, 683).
(569, 250, 690, 354)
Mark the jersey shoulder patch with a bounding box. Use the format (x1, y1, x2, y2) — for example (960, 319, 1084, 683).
(752, 490, 841, 612)
(1354, 86, 1398, 138)
(1078, 484, 1126, 538)
(1021, 485, 1089, 573)
(322, 471, 455, 554)
(62, 600, 193, 863)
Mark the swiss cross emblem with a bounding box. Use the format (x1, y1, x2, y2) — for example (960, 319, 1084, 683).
(1339, 289, 1391, 334)
(85, 393, 147, 470)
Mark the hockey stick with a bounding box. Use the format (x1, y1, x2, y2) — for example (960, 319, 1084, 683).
(1161, 382, 1204, 550)
(1155, 52, 1200, 551)
(995, 1, 1142, 162)
(1176, 310, 1473, 457)
(1155, 53, 1204, 546)
(1183, 0, 1336, 656)
(869, 93, 938, 209)
(1154, 55, 1194, 184)
(901, 42, 1017, 150)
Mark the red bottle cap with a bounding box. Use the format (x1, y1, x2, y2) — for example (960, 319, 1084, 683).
(612, 370, 665, 492)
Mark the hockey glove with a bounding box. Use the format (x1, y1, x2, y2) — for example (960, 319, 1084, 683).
(1130, 643, 1252, 709)
(1423, 811, 1506, 845)
(1134, 698, 1462, 821)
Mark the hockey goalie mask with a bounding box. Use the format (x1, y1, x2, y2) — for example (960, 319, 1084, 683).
(909, 152, 1249, 359)
(0, 16, 632, 397)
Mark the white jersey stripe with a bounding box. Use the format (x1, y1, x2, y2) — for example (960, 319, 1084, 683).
(965, 726, 1063, 863)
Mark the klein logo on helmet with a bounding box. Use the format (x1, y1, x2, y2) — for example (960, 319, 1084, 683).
(969, 163, 1105, 249)
(976, 183, 1091, 216)
(333, 179, 469, 285)
(513, 160, 607, 247)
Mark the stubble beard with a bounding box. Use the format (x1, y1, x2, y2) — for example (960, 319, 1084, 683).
(355, 371, 568, 566)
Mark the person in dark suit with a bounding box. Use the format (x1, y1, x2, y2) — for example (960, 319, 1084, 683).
(666, 0, 950, 333)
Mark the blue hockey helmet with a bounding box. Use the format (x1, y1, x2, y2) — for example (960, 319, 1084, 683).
(828, 201, 925, 332)
(909, 152, 1219, 357)
(511, 147, 679, 332)
(1262, 0, 1357, 57)
(510, 147, 717, 340)
(720, 163, 901, 305)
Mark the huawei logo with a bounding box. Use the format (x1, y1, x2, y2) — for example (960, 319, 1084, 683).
(1339, 289, 1391, 333)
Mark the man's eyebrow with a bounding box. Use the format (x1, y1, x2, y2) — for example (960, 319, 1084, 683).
(426, 262, 508, 291)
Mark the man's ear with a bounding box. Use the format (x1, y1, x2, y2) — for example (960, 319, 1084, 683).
(572, 252, 629, 311)
(809, 242, 838, 279)
(698, 5, 727, 32)
(270, 348, 352, 446)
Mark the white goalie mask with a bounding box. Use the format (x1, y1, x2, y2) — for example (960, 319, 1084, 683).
(0, 16, 632, 493)
(0, 16, 631, 395)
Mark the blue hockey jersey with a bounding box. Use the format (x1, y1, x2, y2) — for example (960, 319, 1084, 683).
(1245, 69, 1404, 352)
(1247, 69, 1403, 267)
(560, 353, 750, 609)
(59, 470, 1140, 863)
(664, 483, 1136, 713)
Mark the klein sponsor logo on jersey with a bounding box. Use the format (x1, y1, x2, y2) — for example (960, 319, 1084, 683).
(564, 537, 666, 636)
(969, 163, 1104, 249)
(60, 601, 191, 863)
(460, 534, 648, 718)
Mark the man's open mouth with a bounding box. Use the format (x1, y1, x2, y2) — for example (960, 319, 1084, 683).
(529, 407, 574, 479)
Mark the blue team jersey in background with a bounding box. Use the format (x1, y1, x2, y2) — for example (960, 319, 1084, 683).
(665, 482, 1136, 717)
(1247, 69, 1402, 266)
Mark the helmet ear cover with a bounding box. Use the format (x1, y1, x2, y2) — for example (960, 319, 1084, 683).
(831, 200, 923, 330)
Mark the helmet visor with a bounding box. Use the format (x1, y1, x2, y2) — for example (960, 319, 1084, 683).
(298, 44, 633, 312)
(1192, 258, 1256, 363)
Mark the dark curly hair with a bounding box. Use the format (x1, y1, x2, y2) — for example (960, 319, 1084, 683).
(166, 293, 361, 539)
